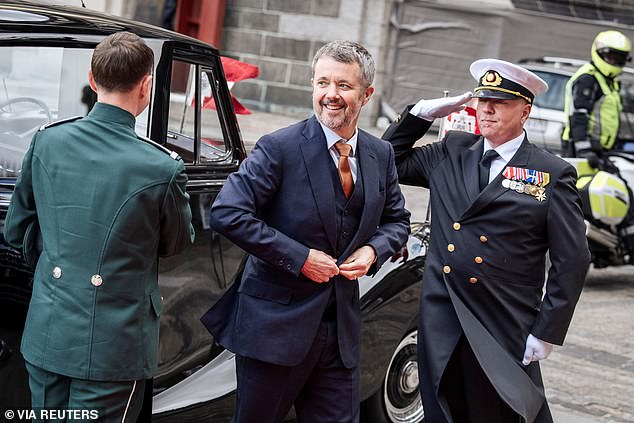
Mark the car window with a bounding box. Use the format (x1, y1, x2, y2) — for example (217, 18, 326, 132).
(166, 61, 229, 164)
(0, 42, 162, 178)
(532, 70, 568, 111)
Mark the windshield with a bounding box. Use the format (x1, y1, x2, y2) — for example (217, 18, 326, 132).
(532, 70, 567, 112)
(0, 42, 161, 178)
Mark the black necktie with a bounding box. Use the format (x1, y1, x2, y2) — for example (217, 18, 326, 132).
(479, 149, 499, 191)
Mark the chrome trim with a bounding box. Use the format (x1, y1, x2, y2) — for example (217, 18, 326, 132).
(185, 180, 226, 188)
(585, 221, 619, 248)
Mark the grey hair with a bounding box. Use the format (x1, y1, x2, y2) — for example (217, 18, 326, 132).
(311, 40, 375, 87)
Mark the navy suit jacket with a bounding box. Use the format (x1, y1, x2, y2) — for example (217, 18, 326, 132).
(201, 116, 410, 368)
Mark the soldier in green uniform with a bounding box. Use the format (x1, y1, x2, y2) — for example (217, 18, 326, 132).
(4, 32, 194, 422)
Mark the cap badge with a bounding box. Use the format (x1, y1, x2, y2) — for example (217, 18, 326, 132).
(481, 71, 502, 87)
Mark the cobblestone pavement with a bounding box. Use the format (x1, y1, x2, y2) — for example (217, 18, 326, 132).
(542, 267, 634, 423)
(237, 110, 634, 423)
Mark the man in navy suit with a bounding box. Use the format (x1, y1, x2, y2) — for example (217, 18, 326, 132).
(200, 41, 410, 422)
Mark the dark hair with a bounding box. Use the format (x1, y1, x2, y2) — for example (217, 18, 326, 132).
(91, 31, 154, 92)
(312, 40, 375, 87)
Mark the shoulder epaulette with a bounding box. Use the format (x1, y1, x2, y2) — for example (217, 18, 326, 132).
(137, 135, 181, 161)
(39, 116, 83, 131)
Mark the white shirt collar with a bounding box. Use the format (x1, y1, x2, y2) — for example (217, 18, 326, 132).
(318, 118, 358, 156)
(483, 131, 525, 162)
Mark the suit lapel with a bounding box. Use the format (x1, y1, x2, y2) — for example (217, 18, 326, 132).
(299, 117, 337, 252)
(460, 136, 532, 221)
(342, 131, 378, 259)
(460, 138, 483, 204)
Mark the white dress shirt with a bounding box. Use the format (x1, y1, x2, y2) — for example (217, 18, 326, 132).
(318, 120, 359, 183)
(483, 132, 525, 184)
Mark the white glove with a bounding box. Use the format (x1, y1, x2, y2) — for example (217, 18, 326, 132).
(522, 334, 553, 366)
(409, 91, 473, 121)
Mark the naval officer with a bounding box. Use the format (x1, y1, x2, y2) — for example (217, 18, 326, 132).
(4, 32, 194, 422)
(382, 59, 589, 423)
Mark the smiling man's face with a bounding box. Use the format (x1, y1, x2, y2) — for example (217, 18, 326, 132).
(312, 55, 373, 140)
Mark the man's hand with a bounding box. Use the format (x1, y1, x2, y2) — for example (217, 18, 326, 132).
(522, 334, 553, 365)
(339, 246, 376, 280)
(410, 91, 473, 121)
(301, 249, 339, 283)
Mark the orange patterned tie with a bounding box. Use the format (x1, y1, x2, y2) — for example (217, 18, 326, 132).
(334, 141, 354, 199)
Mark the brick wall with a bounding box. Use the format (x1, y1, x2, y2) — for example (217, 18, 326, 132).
(223, 0, 392, 122)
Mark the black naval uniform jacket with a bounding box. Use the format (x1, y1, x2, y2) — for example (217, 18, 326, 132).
(382, 110, 590, 423)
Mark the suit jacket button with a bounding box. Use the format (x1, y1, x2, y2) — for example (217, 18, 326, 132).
(286, 264, 291, 270)
(453, 222, 461, 230)
(447, 244, 455, 252)
(91, 274, 103, 287)
(52, 266, 62, 279)
(469, 277, 478, 284)
(480, 235, 488, 243)
(443, 266, 451, 274)
(474, 256, 483, 264)
(279, 259, 284, 266)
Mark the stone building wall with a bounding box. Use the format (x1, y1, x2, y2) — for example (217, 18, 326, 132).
(222, 0, 393, 122)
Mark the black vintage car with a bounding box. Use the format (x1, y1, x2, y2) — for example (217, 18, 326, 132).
(0, 2, 428, 422)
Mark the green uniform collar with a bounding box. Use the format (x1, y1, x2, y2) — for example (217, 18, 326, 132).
(88, 102, 136, 129)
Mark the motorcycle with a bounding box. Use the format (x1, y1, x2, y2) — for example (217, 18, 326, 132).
(564, 148, 634, 268)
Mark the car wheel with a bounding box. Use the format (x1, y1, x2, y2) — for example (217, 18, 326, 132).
(362, 330, 424, 423)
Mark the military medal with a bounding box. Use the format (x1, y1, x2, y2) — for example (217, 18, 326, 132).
(502, 167, 550, 201)
(535, 188, 547, 202)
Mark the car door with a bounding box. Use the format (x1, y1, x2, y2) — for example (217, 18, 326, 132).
(151, 49, 248, 394)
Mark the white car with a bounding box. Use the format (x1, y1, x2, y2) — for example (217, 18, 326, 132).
(520, 57, 634, 154)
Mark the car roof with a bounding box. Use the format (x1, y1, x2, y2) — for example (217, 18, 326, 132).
(0, 0, 218, 55)
(519, 56, 634, 80)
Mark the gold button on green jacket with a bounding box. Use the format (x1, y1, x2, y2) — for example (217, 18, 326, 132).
(4, 102, 195, 381)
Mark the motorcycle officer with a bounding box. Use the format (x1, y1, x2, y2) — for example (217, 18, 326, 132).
(562, 30, 634, 260)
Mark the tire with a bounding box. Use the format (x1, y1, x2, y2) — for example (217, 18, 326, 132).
(362, 330, 424, 423)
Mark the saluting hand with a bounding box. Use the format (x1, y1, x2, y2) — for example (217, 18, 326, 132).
(411, 91, 473, 121)
(339, 245, 376, 280)
(301, 249, 339, 283)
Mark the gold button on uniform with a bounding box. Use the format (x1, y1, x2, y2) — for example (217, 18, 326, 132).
(52, 266, 62, 279)
(443, 266, 451, 274)
(447, 244, 455, 252)
(453, 222, 461, 230)
(475, 256, 483, 264)
(480, 235, 488, 243)
(469, 277, 478, 284)
(91, 274, 103, 287)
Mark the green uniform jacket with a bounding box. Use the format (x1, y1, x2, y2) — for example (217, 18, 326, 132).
(4, 103, 195, 381)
